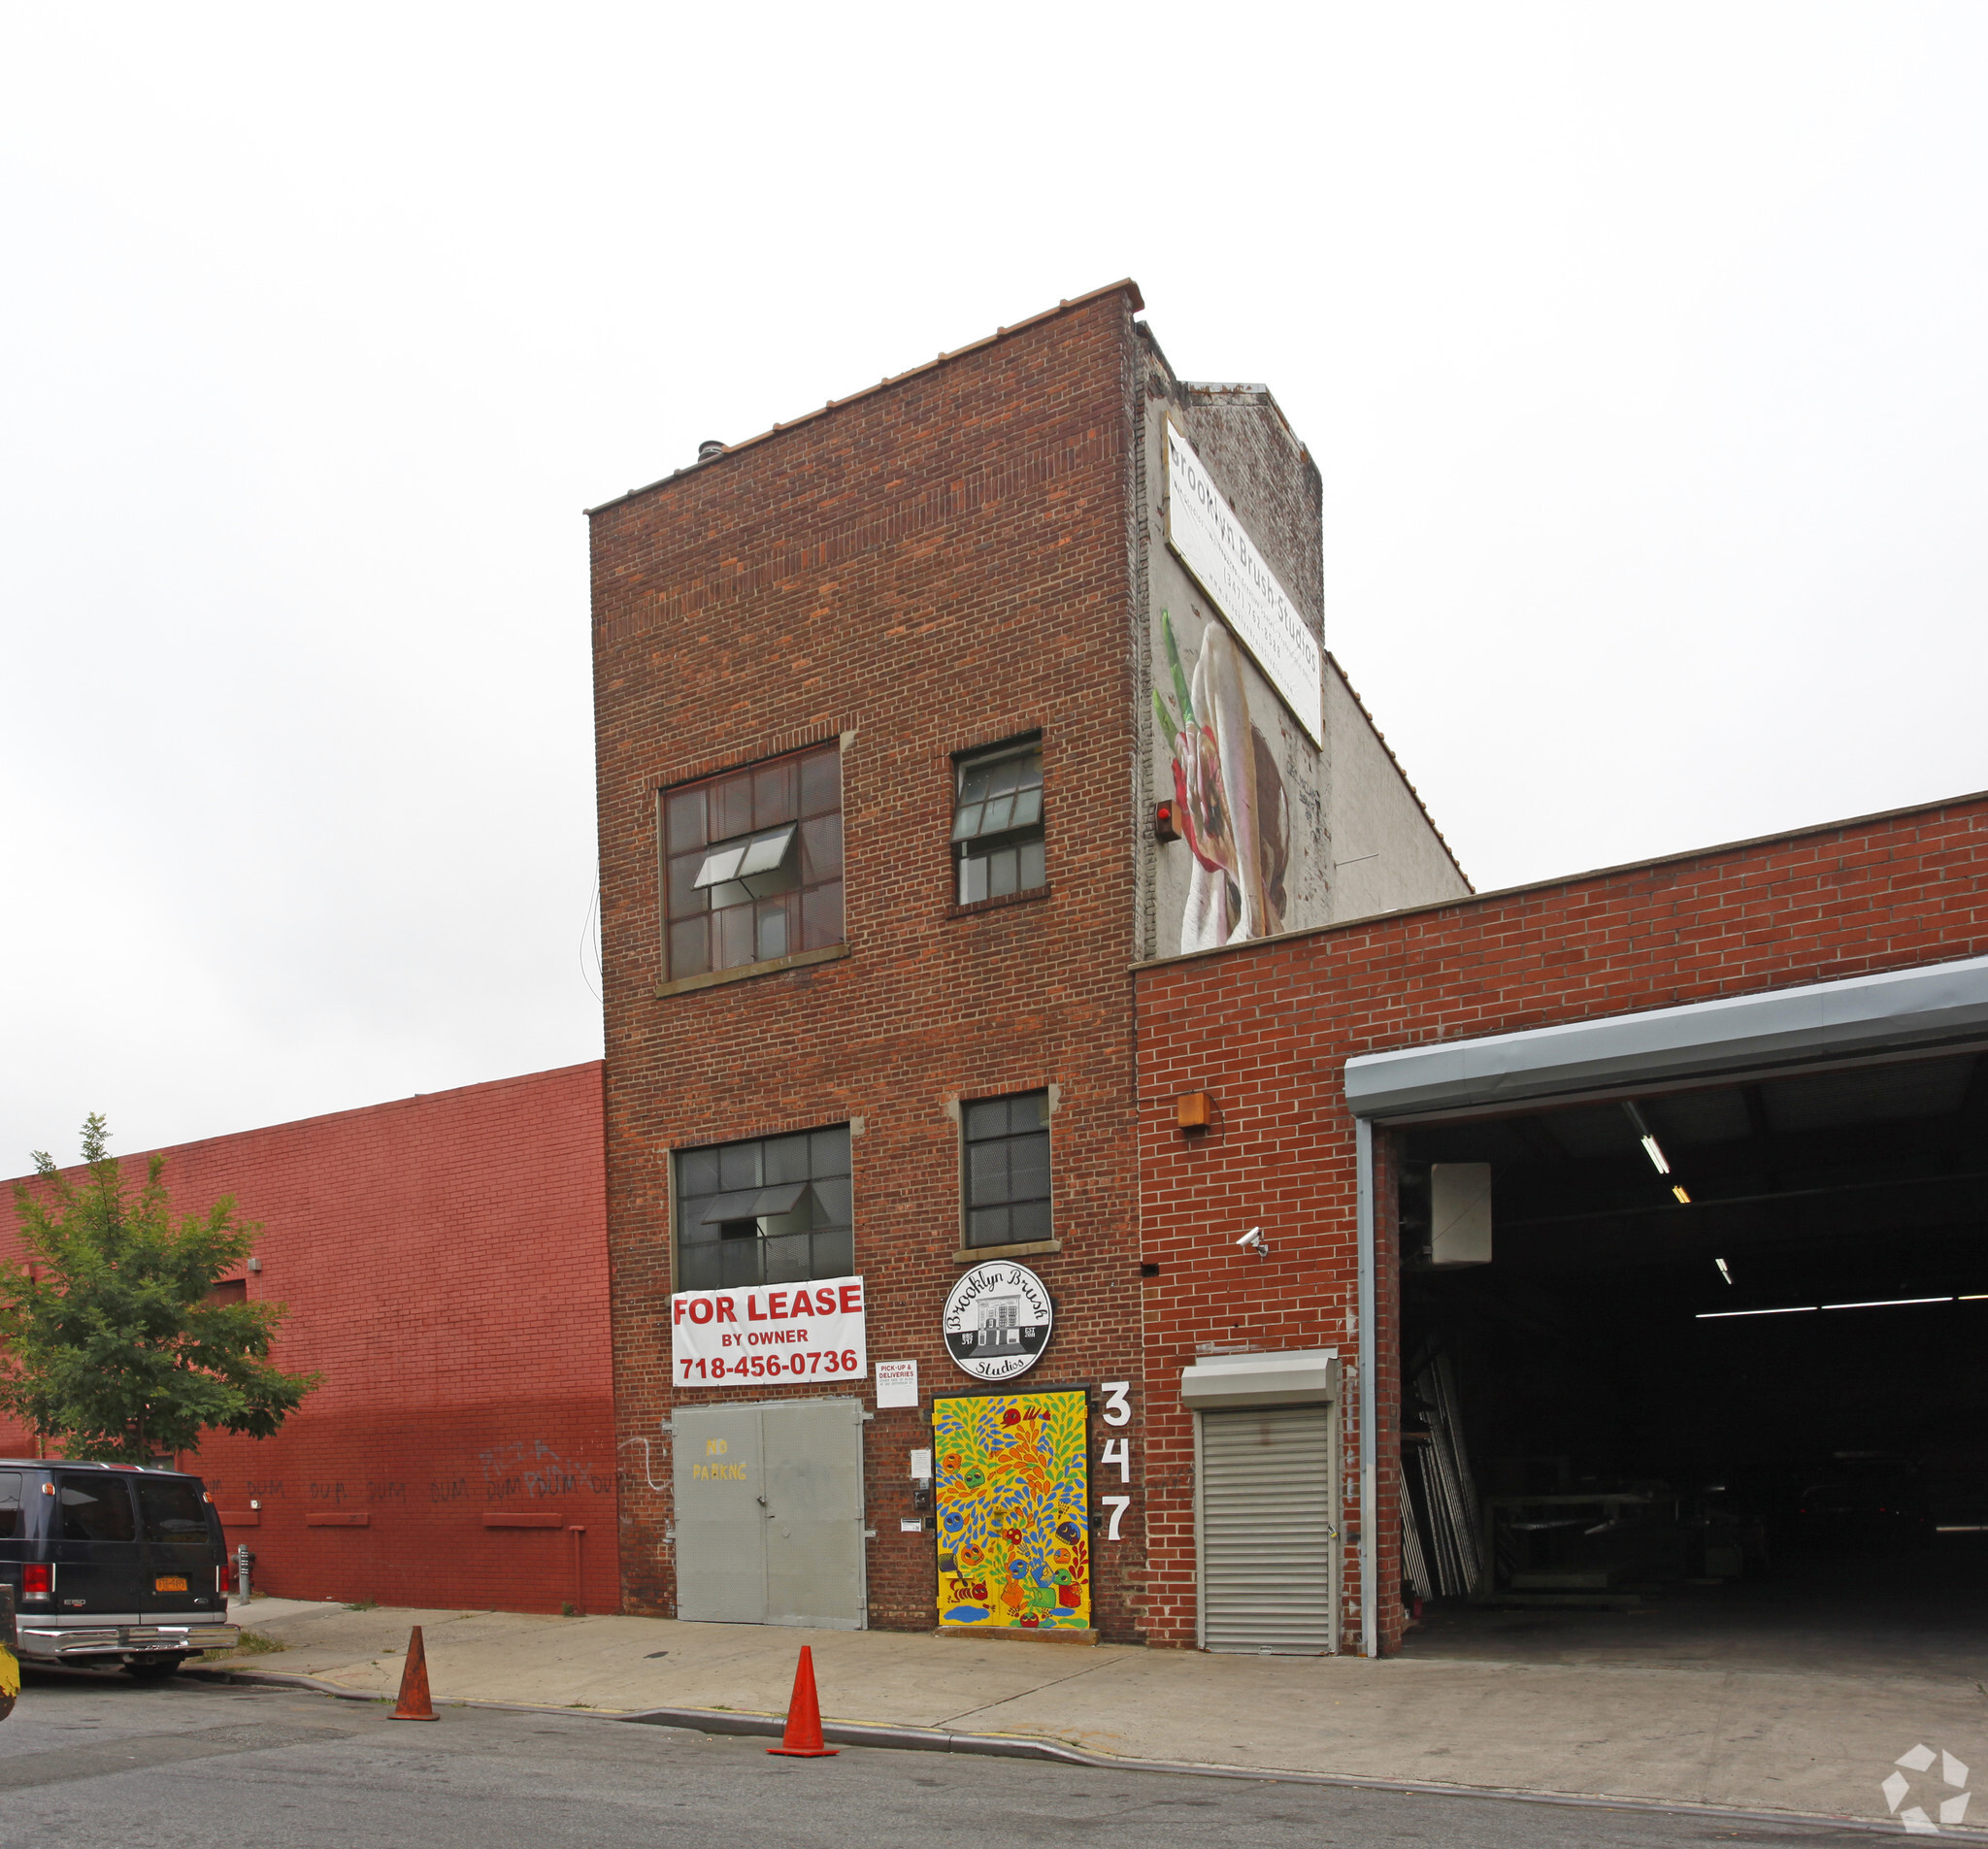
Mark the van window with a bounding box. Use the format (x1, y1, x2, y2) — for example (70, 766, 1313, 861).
(136, 1478, 208, 1543)
(0, 1473, 21, 1540)
(56, 1475, 136, 1543)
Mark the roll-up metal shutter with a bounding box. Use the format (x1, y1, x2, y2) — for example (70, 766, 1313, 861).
(1199, 1404, 1336, 1653)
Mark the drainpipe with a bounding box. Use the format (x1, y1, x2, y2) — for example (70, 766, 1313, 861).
(1356, 1115, 1377, 1659)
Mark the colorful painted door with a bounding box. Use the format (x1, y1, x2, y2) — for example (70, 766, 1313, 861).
(933, 1389, 1089, 1632)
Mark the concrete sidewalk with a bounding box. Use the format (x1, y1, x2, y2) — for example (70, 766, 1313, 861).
(189, 1597, 1987, 1831)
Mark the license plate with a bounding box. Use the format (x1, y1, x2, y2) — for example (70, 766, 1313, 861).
(153, 1577, 187, 1593)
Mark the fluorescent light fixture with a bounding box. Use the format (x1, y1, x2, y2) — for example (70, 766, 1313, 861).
(1820, 1296, 1952, 1311)
(1622, 1101, 1672, 1174)
(1673, 1184, 1692, 1205)
(1641, 1136, 1671, 1175)
(1698, 1304, 1817, 1319)
(1961, 1294, 1988, 1302)
(1714, 1257, 1734, 1286)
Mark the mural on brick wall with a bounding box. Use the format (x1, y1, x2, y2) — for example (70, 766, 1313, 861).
(1154, 609, 1293, 952)
(933, 1389, 1090, 1632)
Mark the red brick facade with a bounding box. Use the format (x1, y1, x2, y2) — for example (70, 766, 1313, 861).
(1136, 793, 1988, 1652)
(590, 285, 1161, 1634)
(0, 1063, 616, 1614)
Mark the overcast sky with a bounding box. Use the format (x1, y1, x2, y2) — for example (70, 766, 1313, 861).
(5, 3, 1984, 1167)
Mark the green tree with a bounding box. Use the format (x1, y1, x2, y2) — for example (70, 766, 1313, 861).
(0, 1114, 319, 1462)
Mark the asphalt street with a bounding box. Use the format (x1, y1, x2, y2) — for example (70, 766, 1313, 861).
(0, 1670, 1890, 1849)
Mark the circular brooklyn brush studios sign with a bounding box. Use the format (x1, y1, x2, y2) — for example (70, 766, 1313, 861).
(943, 1261, 1053, 1382)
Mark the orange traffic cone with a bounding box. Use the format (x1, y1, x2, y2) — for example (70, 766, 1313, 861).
(765, 1644, 837, 1757)
(387, 1625, 439, 1721)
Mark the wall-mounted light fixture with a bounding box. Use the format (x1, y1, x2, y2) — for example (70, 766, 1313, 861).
(1176, 1091, 1210, 1132)
(1154, 800, 1179, 843)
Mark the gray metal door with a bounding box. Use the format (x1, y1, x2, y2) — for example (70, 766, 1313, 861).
(1198, 1404, 1338, 1653)
(762, 1400, 866, 1630)
(673, 1404, 767, 1623)
(673, 1399, 866, 1629)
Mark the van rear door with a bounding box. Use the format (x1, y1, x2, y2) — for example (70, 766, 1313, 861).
(51, 1473, 146, 1616)
(137, 1477, 220, 1618)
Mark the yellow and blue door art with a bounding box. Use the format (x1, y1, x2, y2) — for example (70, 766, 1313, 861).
(933, 1389, 1089, 1631)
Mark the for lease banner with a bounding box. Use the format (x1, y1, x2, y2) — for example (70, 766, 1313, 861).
(670, 1274, 867, 1388)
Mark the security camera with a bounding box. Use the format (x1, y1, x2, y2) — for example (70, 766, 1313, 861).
(1236, 1226, 1267, 1257)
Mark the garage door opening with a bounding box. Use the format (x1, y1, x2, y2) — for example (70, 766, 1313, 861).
(1392, 1048, 1988, 1673)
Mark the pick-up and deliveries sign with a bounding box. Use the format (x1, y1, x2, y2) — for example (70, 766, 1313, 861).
(670, 1275, 867, 1388)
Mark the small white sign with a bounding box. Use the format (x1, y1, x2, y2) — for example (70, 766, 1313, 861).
(670, 1274, 867, 1388)
(900, 1518, 925, 1534)
(1165, 422, 1323, 745)
(875, 1359, 919, 1409)
(910, 1448, 933, 1480)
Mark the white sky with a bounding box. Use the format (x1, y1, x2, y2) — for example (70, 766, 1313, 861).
(5, 3, 1984, 1164)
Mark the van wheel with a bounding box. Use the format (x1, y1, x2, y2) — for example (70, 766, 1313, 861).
(124, 1655, 184, 1680)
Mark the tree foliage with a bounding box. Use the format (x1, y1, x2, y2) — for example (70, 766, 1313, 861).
(0, 1115, 319, 1462)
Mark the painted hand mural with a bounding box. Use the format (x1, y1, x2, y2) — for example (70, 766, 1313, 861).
(1154, 611, 1292, 953)
(933, 1390, 1090, 1632)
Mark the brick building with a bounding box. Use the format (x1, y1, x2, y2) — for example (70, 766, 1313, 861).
(1138, 792, 1988, 1655)
(0, 1064, 617, 1615)
(588, 281, 1465, 1636)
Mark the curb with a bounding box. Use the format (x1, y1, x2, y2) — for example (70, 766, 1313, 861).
(180, 1667, 1986, 1840)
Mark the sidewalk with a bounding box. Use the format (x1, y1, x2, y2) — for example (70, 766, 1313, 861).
(197, 1598, 1987, 1831)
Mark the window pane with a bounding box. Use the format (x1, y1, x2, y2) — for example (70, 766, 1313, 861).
(959, 856, 986, 905)
(668, 850, 709, 919)
(810, 1174, 852, 1225)
(967, 1206, 1011, 1247)
(756, 900, 788, 962)
(711, 773, 753, 842)
(964, 1099, 1008, 1140)
(809, 1126, 851, 1176)
(753, 760, 797, 830)
(57, 1476, 135, 1543)
(717, 1142, 762, 1191)
(958, 762, 991, 804)
(981, 794, 1014, 834)
(678, 1211, 721, 1246)
(1018, 836, 1045, 891)
(950, 803, 984, 843)
(800, 880, 843, 949)
(988, 757, 1022, 797)
(799, 747, 840, 818)
(764, 1135, 810, 1185)
(1010, 1136, 1050, 1202)
(678, 1245, 720, 1291)
(968, 1141, 1011, 1205)
(1013, 1092, 1047, 1131)
(666, 787, 707, 853)
(719, 1238, 762, 1288)
(987, 845, 1017, 898)
(1009, 1200, 1052, 1243)
(1014, 751, 1044, 789)
(763, 1234, 812, 1284)
(714, 902, 755, 970)
(695, 842, 749, 889)
(137, 1478, 208, 1542)
(1011, 787, 1043, 828)
(0, 1472, 21, 1542)
(811, 1227, 853, 1278)
(737, 826, 796, 878)
(668, 917, 710, 980)
(679, 1147, 721, 1195)
(800, 815, 843, 882)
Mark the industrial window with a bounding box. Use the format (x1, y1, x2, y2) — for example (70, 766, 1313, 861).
(676, 1125, 853, 1292)
(952, 742, 1044, 905)
(962, 1090, 1051, 1248)
(662, 743, 843, 981)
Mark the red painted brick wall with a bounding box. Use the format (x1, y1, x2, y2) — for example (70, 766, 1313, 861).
(0, 1063, 616, 1615)
(1137, 795, 1988, 1652)
(591, 288, 1157, 1634)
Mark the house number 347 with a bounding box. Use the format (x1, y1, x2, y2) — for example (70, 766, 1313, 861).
(1098, 1380, 1132, 1541)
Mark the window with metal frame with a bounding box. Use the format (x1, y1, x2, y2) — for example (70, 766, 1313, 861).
(662, 744, 843, 981)
(676, 1125, 853, 1291)
(952, 742, 1044, 905)
(962, 1090, 1051, 1248)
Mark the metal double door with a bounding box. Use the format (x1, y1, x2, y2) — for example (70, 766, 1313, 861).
(673, 1399, 867, 1629)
